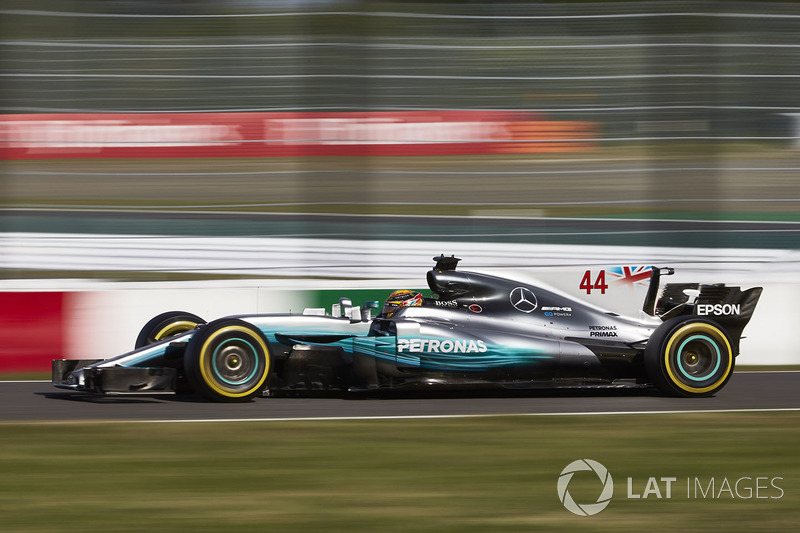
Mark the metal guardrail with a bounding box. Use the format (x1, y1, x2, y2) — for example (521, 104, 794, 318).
(1, 2, 799, 143)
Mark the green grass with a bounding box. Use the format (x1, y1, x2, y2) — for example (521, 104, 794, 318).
(0, 413, 798, 531)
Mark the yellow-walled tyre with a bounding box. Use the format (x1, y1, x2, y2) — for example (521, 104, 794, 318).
(135, 311, 206, 349)
(645, 317, 735, 397)
(184, 319, 271, 402)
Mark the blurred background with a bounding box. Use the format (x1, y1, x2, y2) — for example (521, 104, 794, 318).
(2, 5, 799, 531)
(1, 0, 799, 368)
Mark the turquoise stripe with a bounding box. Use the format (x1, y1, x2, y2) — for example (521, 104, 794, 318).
(677, 334, 720, 382)
(211, 338, 260, 385)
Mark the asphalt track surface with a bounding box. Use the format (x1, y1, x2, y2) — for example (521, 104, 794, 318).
(2, 371, 798, 423)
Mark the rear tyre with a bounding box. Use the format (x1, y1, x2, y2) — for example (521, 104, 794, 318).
(183, 318, 271, 402)
(645, 317, 735, 397)
(135, 311, 206, 349)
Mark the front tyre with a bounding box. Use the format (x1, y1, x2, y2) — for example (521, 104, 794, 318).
(644, 317, 735, 397)
(184, 319, 271, 402)
(135, 311, 206, 349)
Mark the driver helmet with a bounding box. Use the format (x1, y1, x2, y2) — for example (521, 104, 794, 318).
(381, 289, 423, 317)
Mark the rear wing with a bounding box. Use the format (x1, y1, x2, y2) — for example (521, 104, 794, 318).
(645, 269, 763, 353)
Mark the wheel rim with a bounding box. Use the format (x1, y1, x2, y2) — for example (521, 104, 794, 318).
(664, 323, 732, 394)
(676, 335, 721, 381)
(198, 325, 270, 398)
(211, 338, 260, 386)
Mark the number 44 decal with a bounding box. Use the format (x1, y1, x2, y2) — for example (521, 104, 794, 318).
(580, 270, 608, 295)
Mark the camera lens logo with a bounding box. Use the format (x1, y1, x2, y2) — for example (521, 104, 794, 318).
(557, 459, 614, 516)
(509, 287, 537, 313)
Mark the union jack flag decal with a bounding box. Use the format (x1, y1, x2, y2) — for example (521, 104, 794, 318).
(607, 265, 653, 286)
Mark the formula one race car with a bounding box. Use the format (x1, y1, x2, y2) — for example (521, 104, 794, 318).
(53, 255, 762, 401)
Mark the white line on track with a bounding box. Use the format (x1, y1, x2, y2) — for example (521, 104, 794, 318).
(3, 407, 799, 426)
(736, 370, 800, 373)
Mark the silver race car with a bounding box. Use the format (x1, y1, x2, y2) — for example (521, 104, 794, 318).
(53, 255, 762, 401)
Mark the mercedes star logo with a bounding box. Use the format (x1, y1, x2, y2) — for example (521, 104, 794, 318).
(510, 286, 538, 313)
